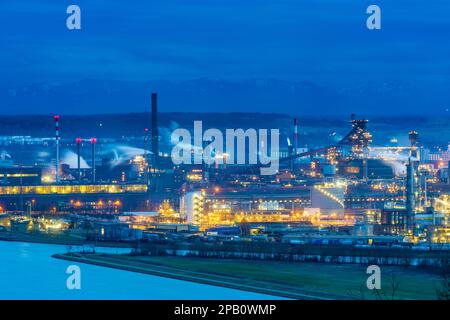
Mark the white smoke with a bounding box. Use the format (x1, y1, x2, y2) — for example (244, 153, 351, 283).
(368, 149, 417, 176)
(106, 145, 147, 168)
(330, 132, 343, 143)
(160, 121, 181, 145)
(61, 150, 90, 169)
(384, 160, 406, 176)
(37, 151, 50, 158)
(94, 121, 194, 169)
(369, 149, 417, 162)
(0, 150, 11, 160)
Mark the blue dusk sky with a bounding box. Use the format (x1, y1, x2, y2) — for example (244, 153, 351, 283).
(0, 0, 449, 115)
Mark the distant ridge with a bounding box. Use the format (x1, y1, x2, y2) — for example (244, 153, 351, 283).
(0, 78, 444, 116)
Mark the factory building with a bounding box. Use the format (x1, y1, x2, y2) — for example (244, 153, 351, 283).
(338, 159, 394, 180)
(180, 190, 204, 225)
(180, 187, 311, 229)
(0, 183, 151, 212)
(0, 167, 42, 185)
(311, 184, 345, 215)
(345, 183, 404, 209)
(93, 222, 144, 241)
(379, 204, 409, 235)
(207, 187, 310, 213)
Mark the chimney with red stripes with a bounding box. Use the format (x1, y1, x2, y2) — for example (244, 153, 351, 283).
(54, 115, 60, 183)
(91, 137, 97, 183)
(76, 137, 82, 182)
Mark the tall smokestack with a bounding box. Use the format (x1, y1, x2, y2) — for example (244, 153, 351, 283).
(76, 137, 82, 182)
(91, 137, 97, 183)
(406, 158, 415, 232)
(144, 128, 149, 185)
(448, 160, 450, 185)
(144, 128, 149, 158)
(151, 93, 159, 168)
(54, 115, 60, 183)
(362, 158, 368, 181)
(293, 118, 298, 153)
(409, 130, 419, 159)
(288, 145, 294, 171)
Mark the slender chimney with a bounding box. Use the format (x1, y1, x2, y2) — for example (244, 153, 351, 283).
(448, 160, 450, 185)
(144, 128, 149, 185)
(362, 158, 368, 181)
(293, 118, 298, 153)
(76, 137, 82, 182)
(144, 128, 149, 158)
(91, 137, 97, 183)
(151, 93, 159, 168)
(54, 115, 60, 183)
(288, 145, 294, 171)
(409, 130, 419, 159)
(406, 158, 415, 232)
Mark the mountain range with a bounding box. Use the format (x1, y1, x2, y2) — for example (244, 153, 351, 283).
(1, 78, 447, 116)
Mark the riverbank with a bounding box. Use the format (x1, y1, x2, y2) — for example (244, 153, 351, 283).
(0, 232, 131, 248)
(1, 241, 270, 299)
(139, 241, 450, 267)
(54, 253, 447, 300)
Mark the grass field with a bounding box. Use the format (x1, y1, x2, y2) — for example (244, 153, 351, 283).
(57, 253, 447, 300)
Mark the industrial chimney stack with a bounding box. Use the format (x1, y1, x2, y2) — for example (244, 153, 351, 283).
(76, 137, 82, 182)
(54, 115, 60, 183)
(151, 93, 159, 168)
(406, 158, 416, 232)
(91, 137, 97, 183)
(293, 118, 298, 153)
(409, 130, 419, 159)
(448, 160, 450, 185)
(144, 128, 150, 185)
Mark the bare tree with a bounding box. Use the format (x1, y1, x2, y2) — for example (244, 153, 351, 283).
(389, 273, 401, 300)
(436, 271, 450, 300)
(372, 272, 401, 300)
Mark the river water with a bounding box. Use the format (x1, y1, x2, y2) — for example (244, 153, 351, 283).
(0, 241, 277, 300)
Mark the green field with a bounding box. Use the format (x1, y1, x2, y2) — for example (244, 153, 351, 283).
(57, 253, 448, 300)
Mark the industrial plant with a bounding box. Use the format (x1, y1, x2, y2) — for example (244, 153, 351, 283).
(0, 93, 449, 255)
